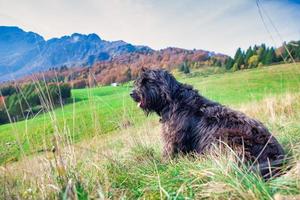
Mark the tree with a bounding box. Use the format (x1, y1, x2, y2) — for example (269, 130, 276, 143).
(237, 56, 245, 69)
(257, 44, 267, 64)
(264, 47, 276, 65)
(253, 45, 259, 53)
(234, 48, 242, 61)
(244, 46, 254, 67)
(178, 63, 185, 72)
(248, 55, 259, 68)
(71, 80, 87, 89)
(233, 48, 245, 69)
(124, 67, 132, 81)
(293, 41, 300, 61)
(0, 82, 72, 125)
(284, 40, 300, 62)
(0, 85, 17, 96)
(59, 65, 68, 72)
(215, 60, 222, 67)
(178, 62, 190, 74)
(183, 65, 190, 74)
(225, 57, 234, 70)
(59, 84, 71, 99)
(0, 109, 9, 124)
(231, 63, 239, 71)
(6, 94, 23, 119)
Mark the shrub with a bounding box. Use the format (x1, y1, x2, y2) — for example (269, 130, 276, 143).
(0, 85, 17, 96)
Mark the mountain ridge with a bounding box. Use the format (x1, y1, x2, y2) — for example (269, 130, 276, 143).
(0, 26, 227, 83)
(0, 26, 153, 81)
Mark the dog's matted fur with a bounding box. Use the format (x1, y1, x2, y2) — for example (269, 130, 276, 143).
(130, 68, 285, 179)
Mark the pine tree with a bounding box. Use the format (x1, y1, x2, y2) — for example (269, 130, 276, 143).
(232, 63, 239, 71)
(178, 63, 184, 72)
(253, 45, 259, 53)
(257, 44, 267, 64)
(264, 47, 276, 65)
(234, 48, 242, 61)
(183, 62, 190, 74)
(124, 67, 132, 81)
(215, 60, 222, 67)
(233, 48, 245, 69)
(225, 57, 234, 70)
(244, 46, 254, 68)
(178, 62, 190, 74)
(184, 66, 190, 74)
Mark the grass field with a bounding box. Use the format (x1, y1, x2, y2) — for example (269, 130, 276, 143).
(1, 63, 300, 199)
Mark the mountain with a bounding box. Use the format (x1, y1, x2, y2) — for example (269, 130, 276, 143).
(0, 26, 44, 78)
(17, 47, 228, 86)
(0, 26, 152, 81)
(0, 26, 228, 84)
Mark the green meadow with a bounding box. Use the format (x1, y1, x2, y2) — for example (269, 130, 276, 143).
(0, 85, 141, 164)
(1, 63, 300, 199)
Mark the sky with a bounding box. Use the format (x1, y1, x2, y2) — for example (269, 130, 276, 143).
(0, 0, 300, 56)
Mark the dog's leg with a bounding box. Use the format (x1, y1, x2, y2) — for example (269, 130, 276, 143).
(162, 142, 176, 160)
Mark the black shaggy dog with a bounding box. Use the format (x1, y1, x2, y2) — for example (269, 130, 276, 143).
(130, 68, 285, 179)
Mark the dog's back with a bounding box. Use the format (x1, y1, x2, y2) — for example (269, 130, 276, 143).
(131, 69, 286, 179)
(200, 104, 285, 178)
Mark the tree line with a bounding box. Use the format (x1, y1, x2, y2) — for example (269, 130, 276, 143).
(0, 83, 71, 124)
(177, 40, 300, 74)
(225, 40, 300, 71)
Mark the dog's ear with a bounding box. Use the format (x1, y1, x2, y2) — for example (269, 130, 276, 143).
(159, 70, 179, 102)
(137, 67, 146, 77)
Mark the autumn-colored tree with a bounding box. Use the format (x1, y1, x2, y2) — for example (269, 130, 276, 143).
(71, 79, 87, 89)
(0, 96, 4, 107)
(248, 55, 259, 68)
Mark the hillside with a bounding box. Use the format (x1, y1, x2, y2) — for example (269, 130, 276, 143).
(17, 47, 227, 86)
(0, 26, 226, 82)
(1, 63, 300, 199)
(1, 63, 300, 164)
(0, 26, 152, 81)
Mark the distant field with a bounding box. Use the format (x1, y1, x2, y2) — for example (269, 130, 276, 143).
(0, 85, 142, 164)
(0, 63, 300, 164)
(183, 63, 300, 105)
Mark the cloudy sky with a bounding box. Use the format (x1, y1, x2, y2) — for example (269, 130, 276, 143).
(0, 0, 300, 56)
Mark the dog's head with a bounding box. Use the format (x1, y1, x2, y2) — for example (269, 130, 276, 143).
(130, 68, 180, 114)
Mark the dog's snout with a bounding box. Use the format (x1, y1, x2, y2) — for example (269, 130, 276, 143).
(130, 90, 140, 102)
(130, 91, 137, 99)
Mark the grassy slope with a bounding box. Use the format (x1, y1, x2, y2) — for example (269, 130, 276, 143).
(1, 63, 300, 164)
(1, 63, 300, 199)
(0, 85, 142, 163)
(183, 64, 300, 105)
